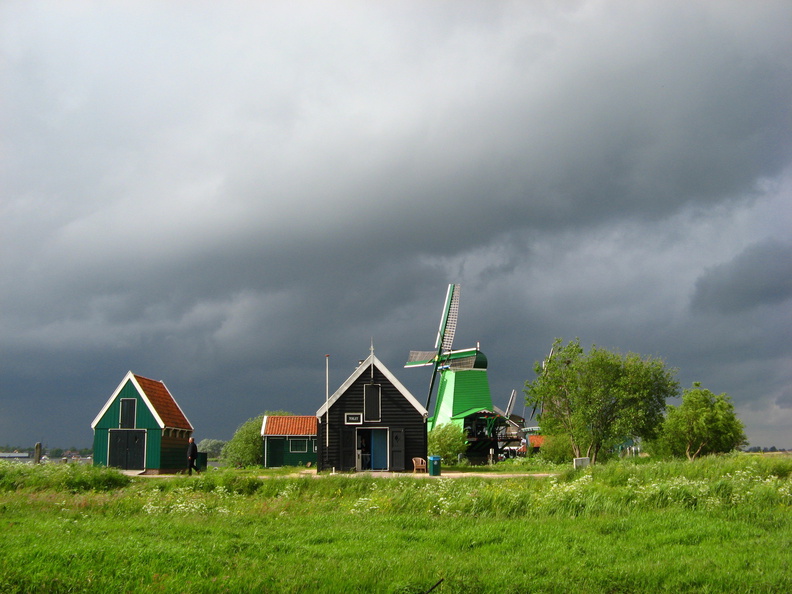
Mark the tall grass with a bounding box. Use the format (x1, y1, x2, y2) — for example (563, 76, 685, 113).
(1, 455, 791, 592)
(4, 455, 791, 518)
(0, 461, 130, 492)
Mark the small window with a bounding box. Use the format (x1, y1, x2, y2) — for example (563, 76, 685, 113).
(364, 384, 381, 422)
(290, 439, 308, 453)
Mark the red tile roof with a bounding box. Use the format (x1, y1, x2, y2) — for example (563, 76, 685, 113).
(529, 435, 545, 448)
(134, 374, 193, 430)
(263, 415, 317, 436)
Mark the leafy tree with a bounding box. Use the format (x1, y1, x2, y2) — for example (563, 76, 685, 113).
(427, 423, 468, 465)
(197, 439, 226, 458)
(221, 411, 292, 467)
(524, 338, 679, 463)
(657, 383, 747, 460)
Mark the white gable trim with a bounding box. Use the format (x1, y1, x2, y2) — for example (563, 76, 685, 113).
(90, 371, 165, 430)
(91, 371, 134, 429)
(316, 354, 428, 418)
(260, 415, 269, 437)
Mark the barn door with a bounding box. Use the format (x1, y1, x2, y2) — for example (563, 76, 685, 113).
(108, 431, 126, 468)
(127, 431, 145, 470)
(267, 438, 285, 467)
(390, 429, 405, 471)
(108, 430, 145, 470)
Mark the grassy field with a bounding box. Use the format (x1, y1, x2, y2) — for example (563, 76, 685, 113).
(1, 455, 791, 593)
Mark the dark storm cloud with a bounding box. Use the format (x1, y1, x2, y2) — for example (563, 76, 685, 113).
(2, 1, 791, 448)
(777, 388, 792, 410)
(691, 239, 792, 314)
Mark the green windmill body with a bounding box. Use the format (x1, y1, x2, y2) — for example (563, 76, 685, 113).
(406, 284, 507, 463)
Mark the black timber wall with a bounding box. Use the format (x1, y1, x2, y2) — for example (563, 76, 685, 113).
(317, 366, 426, 472)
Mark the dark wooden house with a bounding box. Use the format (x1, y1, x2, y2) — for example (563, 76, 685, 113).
(91, 371, 194, 473)
(316, 353, 428, 472)
(261, 415, 318, 468)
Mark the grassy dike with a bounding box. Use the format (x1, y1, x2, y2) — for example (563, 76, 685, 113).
(1, 455, 791, 593)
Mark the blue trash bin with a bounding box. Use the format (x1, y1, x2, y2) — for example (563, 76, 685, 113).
(428, 455, 441, 476)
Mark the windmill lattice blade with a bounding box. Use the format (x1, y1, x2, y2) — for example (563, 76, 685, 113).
(406, 350, 437, 365)
(440, 284, 460, 351)
(505, 389, 517, 418)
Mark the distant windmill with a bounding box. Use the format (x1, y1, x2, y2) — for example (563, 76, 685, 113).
(406, 284, 505, 462)
(505, 389, 518, 418)
(530, 344, 556, 421)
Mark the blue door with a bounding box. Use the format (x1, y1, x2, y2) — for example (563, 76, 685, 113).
(370, 429, 388, 470)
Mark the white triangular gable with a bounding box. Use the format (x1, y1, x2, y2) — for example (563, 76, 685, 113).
(316, 354, 427, 418)
(90, 371, 166, 429)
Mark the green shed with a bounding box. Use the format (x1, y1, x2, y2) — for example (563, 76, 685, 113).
(91, 371, 194, 473)
(261, 415, 318, 468)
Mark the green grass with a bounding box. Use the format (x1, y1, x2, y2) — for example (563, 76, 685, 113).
(1, 455, 791, 592)
(0, 460, 131, 492)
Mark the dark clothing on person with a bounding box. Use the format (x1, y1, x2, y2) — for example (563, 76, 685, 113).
(187, 440, 200, 475)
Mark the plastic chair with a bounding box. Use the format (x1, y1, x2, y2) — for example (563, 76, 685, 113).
(412, 457, 427, 473)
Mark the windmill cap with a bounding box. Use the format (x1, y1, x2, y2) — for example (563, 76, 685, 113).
(470, 350, 488, 369)
(441, 348, 488, 370)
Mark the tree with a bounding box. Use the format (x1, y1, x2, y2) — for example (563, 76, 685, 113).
(657, 383, 747, 460)
(427, 423, 468, 465)
(197, 439, 226, 458)
(221, 410, 292, 467)
(524, 338, 679, 463)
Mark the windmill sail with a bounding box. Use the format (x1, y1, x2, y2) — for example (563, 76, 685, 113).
(406, 284, 461, 408)
(436, 283, 460, 352)
(405, 351, 438, 367)
(505, 389, 517, 418)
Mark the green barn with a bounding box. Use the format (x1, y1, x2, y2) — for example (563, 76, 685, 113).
(261, 415, 318, 468)
(91, 371, 194, 473)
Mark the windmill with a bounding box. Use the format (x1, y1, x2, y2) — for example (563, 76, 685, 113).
(405, 284, 490, 411)
(406, 284, 506, 462)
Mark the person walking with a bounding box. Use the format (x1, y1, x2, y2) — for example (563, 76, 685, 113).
(187, 436, 200, 475)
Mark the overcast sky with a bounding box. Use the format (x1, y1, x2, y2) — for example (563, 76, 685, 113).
(2, 1, 791, 450)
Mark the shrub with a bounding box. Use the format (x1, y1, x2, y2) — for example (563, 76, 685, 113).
(428, 423, 467, 465)
(537, 434, 574, 464)
(222, 411, 293, 467)
(221, 415, 264, 467)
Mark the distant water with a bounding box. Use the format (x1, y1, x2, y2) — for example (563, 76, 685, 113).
(2, 456, 93, 465)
